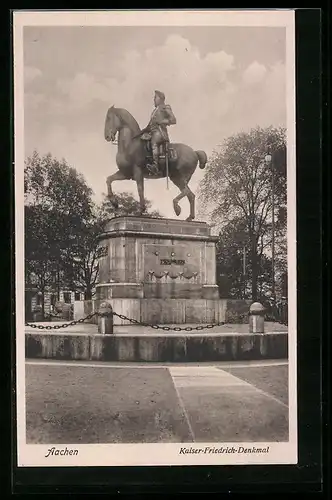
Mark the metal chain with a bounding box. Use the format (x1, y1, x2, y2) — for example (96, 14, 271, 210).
(265, 314, 288, 326)
(25, 312, 98, 330)
(25, 310, 250, 332)
(111, 311, 231, 331)
(25, 310, 287, 331)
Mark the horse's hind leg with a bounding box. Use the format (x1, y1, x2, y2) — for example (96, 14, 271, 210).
(186, 187, 195, 221)
(106, 170, 127, 208)
(171, 175, 195, 221)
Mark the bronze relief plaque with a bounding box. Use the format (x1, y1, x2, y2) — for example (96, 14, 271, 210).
(143, 243, 200, 280)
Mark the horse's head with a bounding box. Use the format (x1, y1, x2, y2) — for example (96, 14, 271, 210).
(104, 105, 121, 142)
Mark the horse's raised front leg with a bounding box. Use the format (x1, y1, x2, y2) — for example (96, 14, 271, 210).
(133, 165, 146, 215)
(172, 178, 195, 221)
(106, 170, 127, 208)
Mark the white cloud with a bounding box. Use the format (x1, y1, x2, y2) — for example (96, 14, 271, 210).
(25, 34, 286, 218)
(56, 72, 111, 109)
(243, 61, 267, 85)
(52, 34, 238, 154)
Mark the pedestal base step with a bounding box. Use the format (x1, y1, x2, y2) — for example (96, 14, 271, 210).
(26, 332, 288, 362)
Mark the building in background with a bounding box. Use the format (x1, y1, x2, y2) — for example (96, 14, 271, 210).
(25, 281, 85, 320)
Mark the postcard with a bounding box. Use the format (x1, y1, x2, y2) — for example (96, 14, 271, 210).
(14, 9, 297, 467)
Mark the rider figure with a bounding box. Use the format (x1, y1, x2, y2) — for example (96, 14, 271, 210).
(144, 90, 176, 175)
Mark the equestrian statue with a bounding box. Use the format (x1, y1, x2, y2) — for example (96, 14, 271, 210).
(104, 90, 207, 221)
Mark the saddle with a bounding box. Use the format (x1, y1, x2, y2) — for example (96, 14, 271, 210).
(142, 139, 177, 175)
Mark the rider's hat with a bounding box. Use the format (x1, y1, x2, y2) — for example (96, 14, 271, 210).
(154, 90, 165, 101)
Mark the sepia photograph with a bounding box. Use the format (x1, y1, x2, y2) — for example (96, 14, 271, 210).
(14, 9, 297, 467)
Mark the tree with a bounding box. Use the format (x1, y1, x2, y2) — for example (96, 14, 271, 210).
(198, 126, 287, 301)
(25, 205, 59, 315)
(100, 191, 162, 219)
(215, 218, 249, 298)
(59, 210, 104, 300)
(25, 151, 95, 314)
(25, 151, 93, 220)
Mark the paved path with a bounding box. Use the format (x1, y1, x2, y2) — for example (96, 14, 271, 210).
(25, 359, 289, 444)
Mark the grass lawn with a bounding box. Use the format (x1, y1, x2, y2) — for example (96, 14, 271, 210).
(26, 365, 192, 444)
(220, 365, 289, 406)
(26, 363, 289, 445)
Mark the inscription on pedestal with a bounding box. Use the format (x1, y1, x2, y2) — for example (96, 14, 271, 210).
(160, 258, 185, 266)
(144, 243, 199, 280)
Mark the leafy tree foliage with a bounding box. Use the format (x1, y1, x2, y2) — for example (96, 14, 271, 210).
(25, 152, 95, 313)
(198, 126, 287, 301)
(100, 191, 162, 219)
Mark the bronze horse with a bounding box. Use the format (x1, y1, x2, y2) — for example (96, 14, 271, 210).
(104, 106, 207, 221)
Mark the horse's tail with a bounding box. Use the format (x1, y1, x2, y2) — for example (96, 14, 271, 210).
(195, 150, 207, 169)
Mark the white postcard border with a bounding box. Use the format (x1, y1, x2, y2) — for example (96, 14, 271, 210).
(14, 9, 297, 467)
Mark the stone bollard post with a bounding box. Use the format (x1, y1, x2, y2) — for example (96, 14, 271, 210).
(98, 301, 114, 335)
(249, 302, 265, 333)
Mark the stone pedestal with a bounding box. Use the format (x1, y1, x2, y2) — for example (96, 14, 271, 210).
(96, 216, 224, 324)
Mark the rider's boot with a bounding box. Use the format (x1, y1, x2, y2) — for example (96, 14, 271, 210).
(149, 144, 160, 176)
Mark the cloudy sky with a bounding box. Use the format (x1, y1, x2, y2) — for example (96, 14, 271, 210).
(24, 25, 286, 219)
